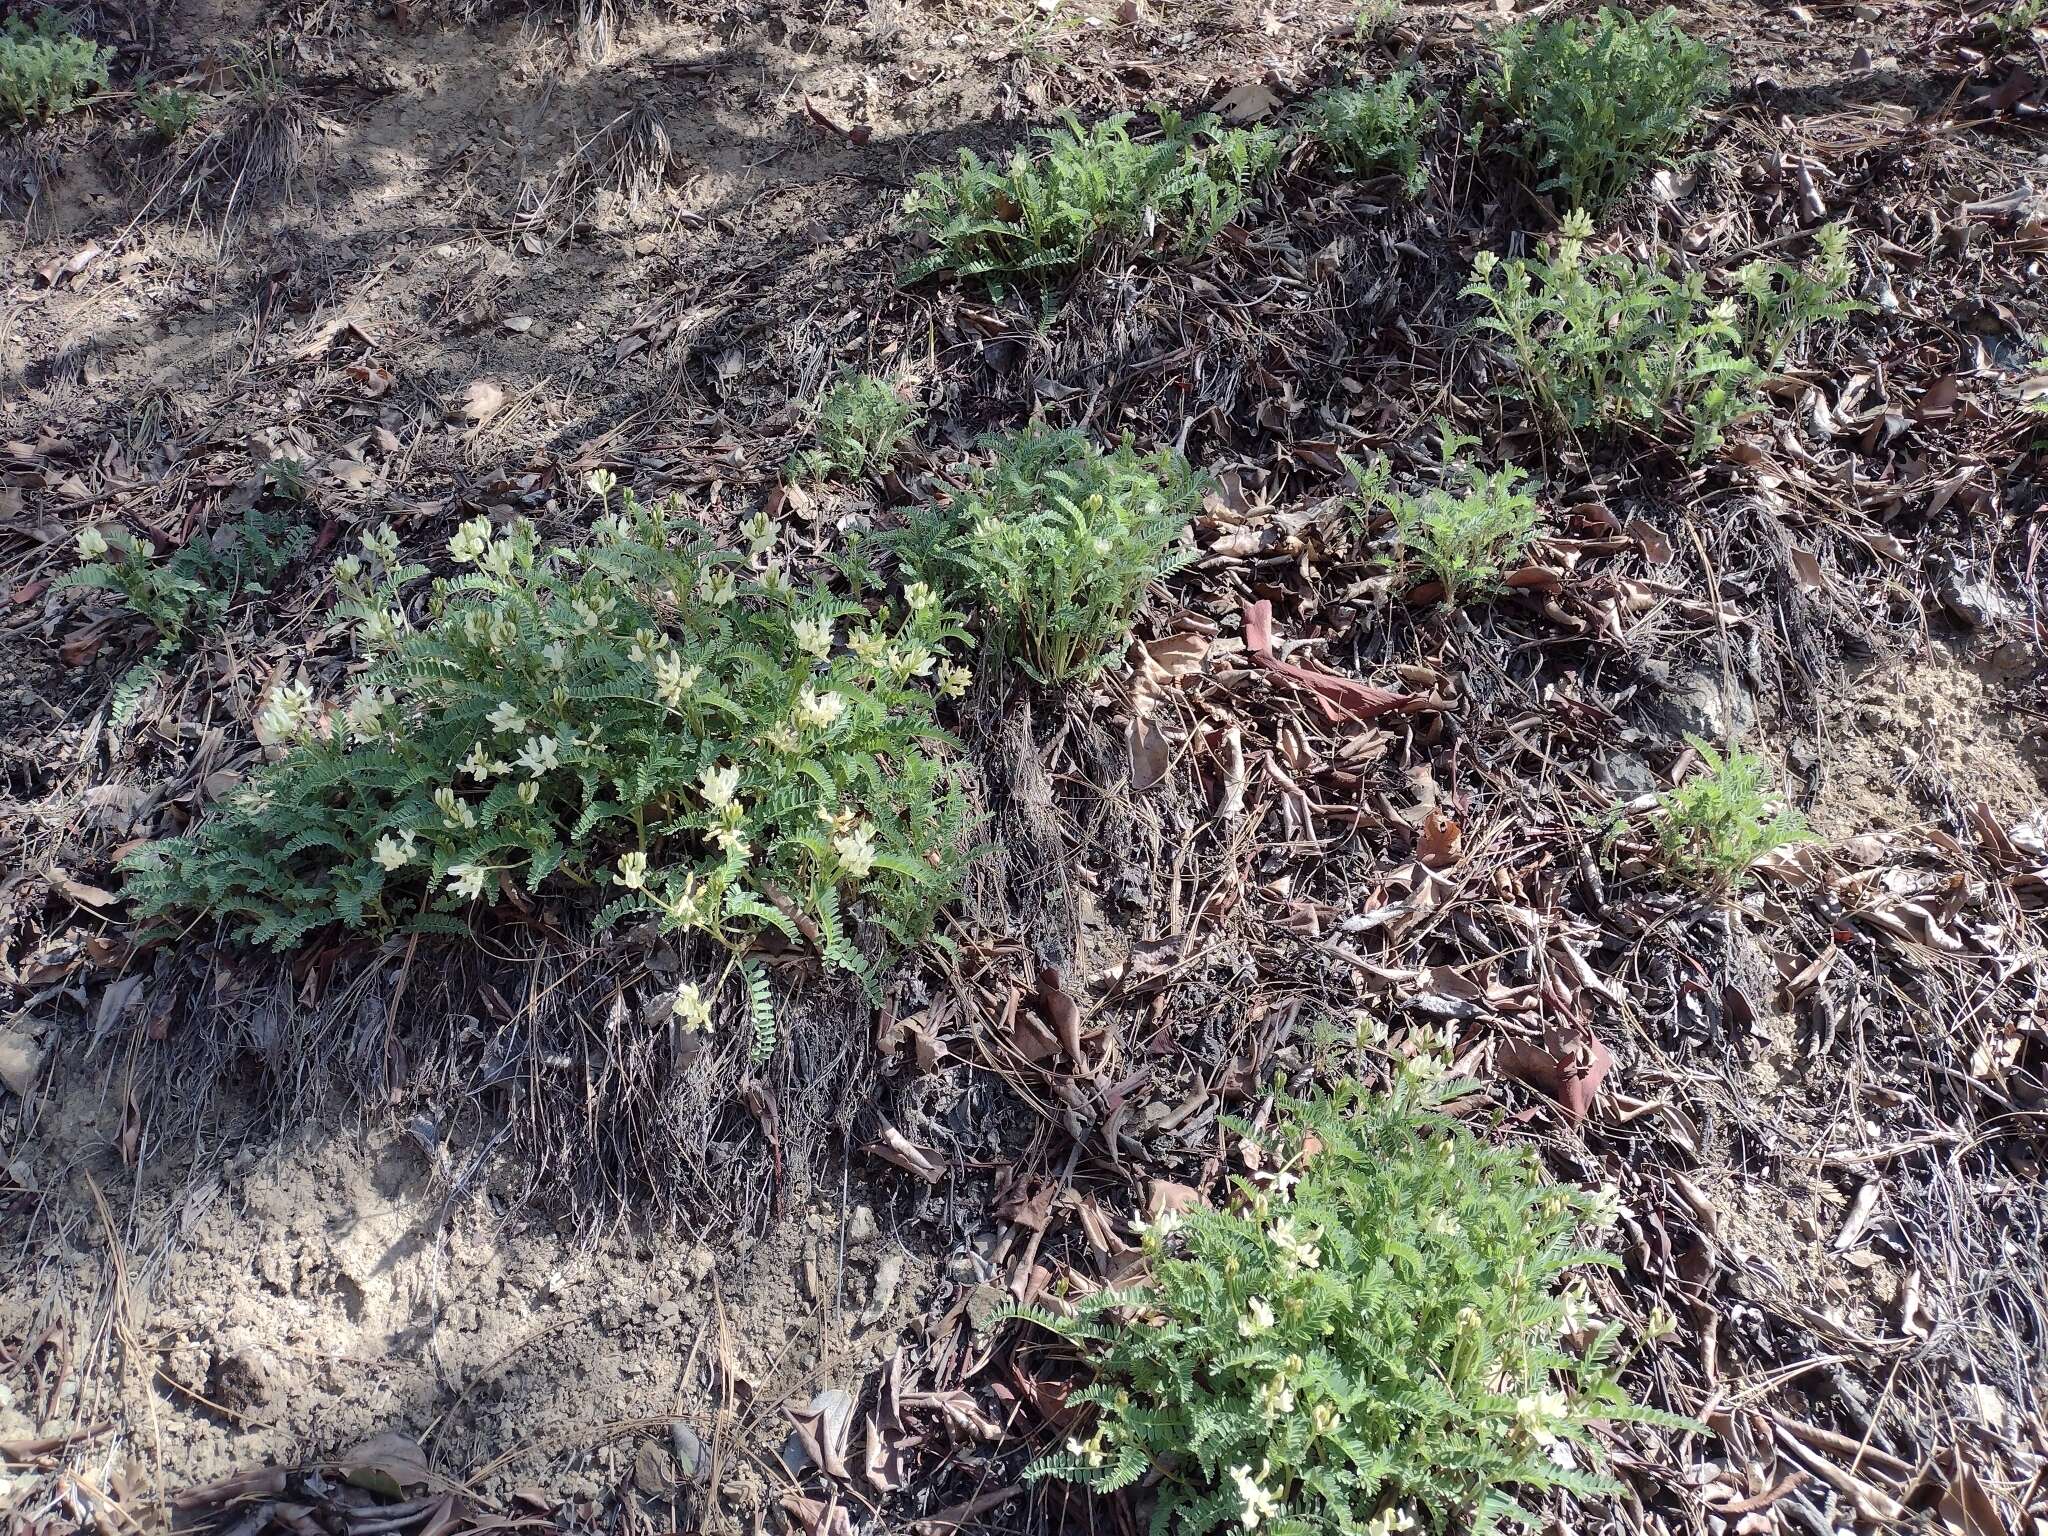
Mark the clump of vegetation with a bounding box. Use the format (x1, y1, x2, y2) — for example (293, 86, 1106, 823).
(1347, 424, 1539, 605)
(62, 510, 312, 725)
(1305, 72, 1432, 197)
(903, 109, 1284, 292)
(898, 426, 1205, 685)
(1465, 212, 1859, 458)
(1353, 0, 1402, 42)
(1009, 1073, 1679, 1536)
(64, 509, 310, 648)
(788, 372, 923, 483)
(0, 10, 110, 125)
(1479, 6, 1724, 213)
(1978, 0, 2046, 51)
(123, 486, 974, 1054)
(1654, 738, 1809, 887)
(139, 84, 204, 140)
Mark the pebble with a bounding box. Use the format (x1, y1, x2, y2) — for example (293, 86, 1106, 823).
(0, 1028, 44, 1097)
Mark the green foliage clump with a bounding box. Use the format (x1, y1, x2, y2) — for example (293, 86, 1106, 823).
(1347, 423, 1539, 605)
(788, 372, 923, 483)
(62, 510, 311, 725)
(1010, 1074, 1680, 1536)
(1980, 0, 2046, 51)
(1465, 212, 1860, 458)
(899, 426, 1204, 684)
(123, 486, 975, 1012)
(1353, 0, 1402, 42)
(902, 110, 1284, 292)
(1305, 72, 1432, 197)
(1654, 737, 1809, 888)
(0, 11, 109, 125)
(1480, 6, 1723, 213)
(139, 84, 203, 140)
(63, 509, 310, 648)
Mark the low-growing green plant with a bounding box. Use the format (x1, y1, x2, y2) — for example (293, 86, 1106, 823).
(1730, 221, 1861, 365)
(1465, 212, 1859, 458)
(63, 508, 310, 648)
(260, 454, 313, 505)
(0, 10, 110, 125)
(139, 84, 204, 140)
(897, 426, 1205, 684)
(1305, 72, 1432, 197)
(1008, 1072, 1683, 1536)
(1479, 6, 1723, 213)
(62, 510, 311, 723)
(123, 486, 976, 1051)
(1979, 0, 2046, 51)
(1353, 0, 1402, 42)
(1347, 424, 1539, 605)
(902, 109, 1284, 292)
(788, 372, 923, 483)
(1654, 737, 1808, 887)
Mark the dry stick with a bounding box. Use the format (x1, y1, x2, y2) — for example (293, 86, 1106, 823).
(0, 1422, 113, 1461)
(1684, 518, 1738, 754)
(82, 1170, 162, 1509)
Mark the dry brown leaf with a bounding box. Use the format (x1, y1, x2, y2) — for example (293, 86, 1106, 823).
(337, 1431, 432, 1498)
(1212, 80, 1282, 122)
(456, 379, 505, 424)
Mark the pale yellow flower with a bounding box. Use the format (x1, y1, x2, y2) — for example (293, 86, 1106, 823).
(833, 822, 877, 880)
(672, 982, 712, 1032)
(373, 831, 416, 871)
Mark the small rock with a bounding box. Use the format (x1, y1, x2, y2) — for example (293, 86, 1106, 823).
(207, 1350, 272, 1412)
(944, 1252, 983, 1286)
(631, 1439, 674, 1495)
(668, 1420, 704, 1480)
(684, 1243, 716, 1284)
(847, 1204, 877, 1243)
(860, 1248, 906, 1326)
(1596, 751, 1658, 797)
(0, 1028, 44, 1097)
(1648, 664, 1757, 745)
(1934, 564, 2014, 630)
(965, 1283, 1008, 1332)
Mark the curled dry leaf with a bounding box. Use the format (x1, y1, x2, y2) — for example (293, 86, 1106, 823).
(337, 1431, 433, 1498)
(1241, 599, 1407, 724)
(1495, 1026, 1615, 1124)
(867, 1122, 945, 1183)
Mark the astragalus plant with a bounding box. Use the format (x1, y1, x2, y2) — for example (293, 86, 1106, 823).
(898, 426, 1204, 684)
(1479, 6, 1723, 213)
(1465, 212, 1858, 459)
(789, 371, 924, 483)
(125, 483, 976, 1026)
(1009, 1073, 1684, 1536)
(1348, 423, 1539, 605)
(903, 109, 1283, 292)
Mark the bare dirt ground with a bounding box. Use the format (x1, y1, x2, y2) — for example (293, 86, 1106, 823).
(4, 0, 2047, 1533)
